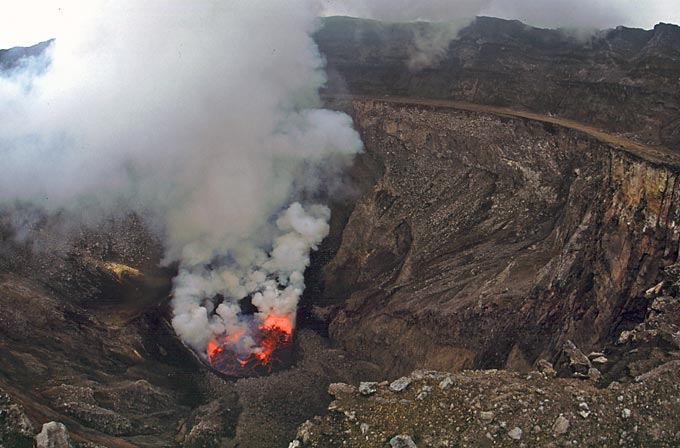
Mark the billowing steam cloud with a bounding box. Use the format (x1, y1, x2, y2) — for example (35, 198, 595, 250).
(0, 0, 362, 356)
(173, 202, 331, 352)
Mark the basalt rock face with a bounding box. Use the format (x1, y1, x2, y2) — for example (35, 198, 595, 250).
(319, 99, 680, 378)
(316, 17, 680, 149)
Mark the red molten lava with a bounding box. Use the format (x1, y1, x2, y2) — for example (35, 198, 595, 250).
(206, 314, 294, 377)
(262, 314, 293, 334)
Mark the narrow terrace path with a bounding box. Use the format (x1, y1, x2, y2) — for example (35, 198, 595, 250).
(324, 94, 680, 168)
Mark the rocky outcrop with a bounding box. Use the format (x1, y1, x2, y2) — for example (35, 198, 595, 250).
(604, 262, 680, 380)
(291, 363, 680, 447)
(0, 389, 35, 447)
(35, 422, 73, 448)
(317, 99, 680, 378)
(229, 330, 382, 448)
(292, 265, 680, 448)
(316, 17, 680, 150)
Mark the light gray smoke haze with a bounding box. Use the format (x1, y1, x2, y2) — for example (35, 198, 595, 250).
(10, 1, 675, 49)
(319, 0, 493, 70)
(0, 0, 362, 356)
(318, 0, 680, 70)
(319, 0, 678, 29)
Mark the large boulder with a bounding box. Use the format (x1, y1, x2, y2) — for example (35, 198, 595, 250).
(35, 422, 73, 448)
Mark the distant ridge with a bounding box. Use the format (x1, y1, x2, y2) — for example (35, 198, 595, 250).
(0, 39, 54, 72)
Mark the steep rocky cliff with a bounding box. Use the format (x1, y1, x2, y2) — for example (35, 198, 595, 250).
(292, 259, 680, 447)
(313, 98, 680, 380)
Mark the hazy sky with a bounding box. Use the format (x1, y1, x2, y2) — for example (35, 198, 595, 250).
(483, 0, 680, 30)
(1, 0, 679, 49)
(319, 0, 680, 30)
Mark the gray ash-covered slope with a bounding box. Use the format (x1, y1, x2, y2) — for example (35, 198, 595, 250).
(316, 16, 680, 149)
(293, 265, 680, 447)
(293, 362, 680, 447)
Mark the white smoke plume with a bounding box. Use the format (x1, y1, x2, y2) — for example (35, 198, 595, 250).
(0, 1, 362, 356)
(406, 22, 469, 72)
(173, 202, 331, 352)
(319, 0, 493, 71)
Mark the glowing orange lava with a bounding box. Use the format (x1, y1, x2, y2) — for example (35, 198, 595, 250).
(206, 314, 294, 377)
(262, 314, 294, 334)
(207, 340, 221, 358)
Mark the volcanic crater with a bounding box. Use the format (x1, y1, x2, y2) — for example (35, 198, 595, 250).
(1, 15, 680, 448)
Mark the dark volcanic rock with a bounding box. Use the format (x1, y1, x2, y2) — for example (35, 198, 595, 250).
(0, 220, 383, 447)
(319, 99, 680, 378)
(0, 269, 206, 445)
(0, 389, 35, 447)
(230, 330, 382, 448)
(557, 340, 592, 379)
(316, 17, 680, 150)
